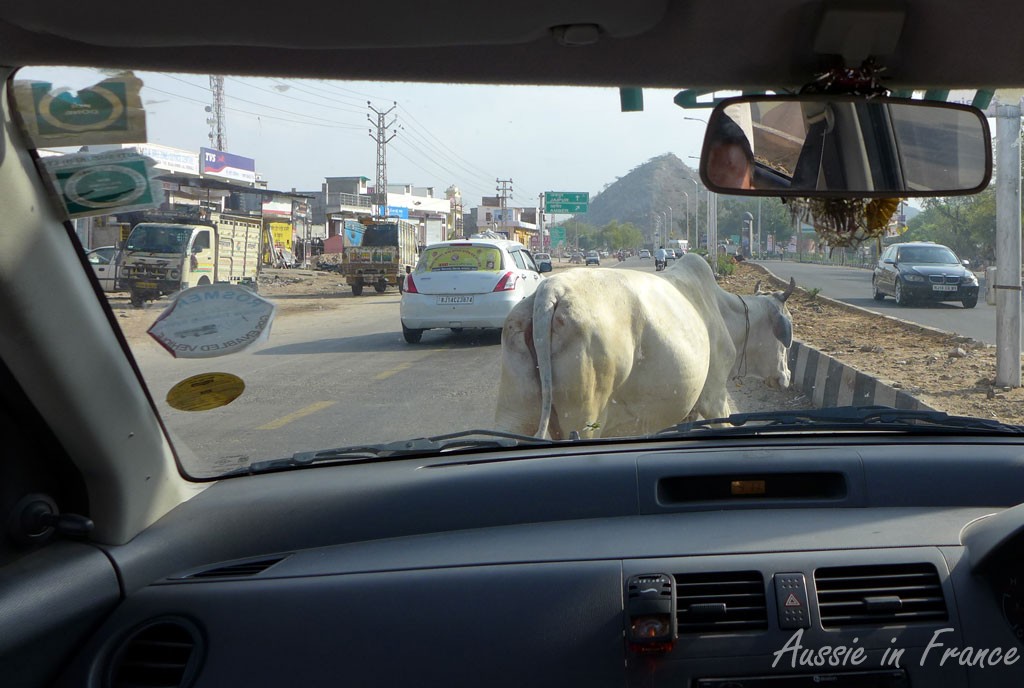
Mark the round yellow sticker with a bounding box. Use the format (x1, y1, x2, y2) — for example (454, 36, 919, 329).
(166, 373, 245, 412)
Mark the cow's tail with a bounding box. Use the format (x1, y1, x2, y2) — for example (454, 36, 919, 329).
(533, 282, 559, 439)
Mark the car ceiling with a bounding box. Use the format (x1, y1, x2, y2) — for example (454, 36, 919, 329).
(0, 0, 1020, 90)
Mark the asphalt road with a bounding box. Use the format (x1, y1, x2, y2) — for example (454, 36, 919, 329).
(752, 260, 998, 344)
(129, 257, 809, 477)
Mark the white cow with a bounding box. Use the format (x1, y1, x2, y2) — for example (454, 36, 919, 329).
(494, 253, 795, 439)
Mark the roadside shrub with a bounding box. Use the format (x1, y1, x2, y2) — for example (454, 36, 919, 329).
(716, 254, 735, 275)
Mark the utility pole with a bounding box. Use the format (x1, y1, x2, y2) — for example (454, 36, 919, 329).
(207, 76, 227, 151)
(538, 192, 546, 249)
(994, 102, 1022, 388)
(368, 102, 398, 220)
(685, 177, 699, 249)
(496, 178, 514, 239)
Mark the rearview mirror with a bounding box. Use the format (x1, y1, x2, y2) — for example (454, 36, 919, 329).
(699, 95, 992, 197)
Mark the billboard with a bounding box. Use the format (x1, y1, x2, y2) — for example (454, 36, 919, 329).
(200, 147, 256, 185)
(124, 143, 198, 175)
(261, 200, 291, 217)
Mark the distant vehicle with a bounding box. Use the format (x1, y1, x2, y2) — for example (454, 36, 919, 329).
(533, 252, 553, 272)
(638, 249, 651, 259)
(872, 241, 979, 308)
(342, 220, 419, 296)
(400, 238, 545, 343)
(85, 246, 122, 293)
(585, 251, 601, 266)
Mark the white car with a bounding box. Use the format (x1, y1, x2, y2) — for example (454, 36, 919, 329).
(84, 245, 122, 292)
(639, 249, 652, 259)
(400, 239, 544, 343)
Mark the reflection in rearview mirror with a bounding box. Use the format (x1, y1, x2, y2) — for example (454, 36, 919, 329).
(699, 96, 992, 197)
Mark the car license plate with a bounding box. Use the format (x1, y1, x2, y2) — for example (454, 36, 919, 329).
(932, 284, 958, 292)
(437, 295, 473, 305)
(135, 281, 158, 289)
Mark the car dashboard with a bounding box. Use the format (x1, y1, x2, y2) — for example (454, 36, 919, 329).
(27, 435, 1024, 687)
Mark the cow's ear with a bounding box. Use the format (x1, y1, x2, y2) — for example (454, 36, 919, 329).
(771, 309, 793, 347)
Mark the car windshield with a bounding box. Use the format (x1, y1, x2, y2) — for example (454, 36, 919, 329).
(125, 224, 195, 252)
(897, 246, 960, 264)
(419, 245, 503, 272)
(12, 66, 1014, 480)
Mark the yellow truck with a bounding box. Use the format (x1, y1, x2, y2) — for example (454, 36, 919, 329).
(342, 220, 419, 296)
(119, 212, 263, 307)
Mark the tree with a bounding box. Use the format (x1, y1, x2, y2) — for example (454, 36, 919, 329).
(904, 189, 997, 262)
(715, 196, 795, 251)
(598, 220, 644, 250)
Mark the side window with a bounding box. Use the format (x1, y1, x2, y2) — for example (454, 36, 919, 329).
(522, 251, 538, 271)
(193, 231, 211, 252)
(883, 247, 895, 262)
(510, 250, 528, 270)
(88, 252, 108, 265)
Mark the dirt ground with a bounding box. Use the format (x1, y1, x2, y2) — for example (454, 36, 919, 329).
(108, 260, 1024, 423)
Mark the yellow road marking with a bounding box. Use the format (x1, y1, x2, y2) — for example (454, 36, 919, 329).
(258, 401, 336, 430)
(375, 362, 413, 380)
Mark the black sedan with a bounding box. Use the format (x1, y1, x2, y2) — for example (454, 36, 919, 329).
(872, 242, 979, 308)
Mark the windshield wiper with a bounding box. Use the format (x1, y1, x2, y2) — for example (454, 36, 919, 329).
(220, 429, 554, 477)
(654, 406, 1024, 438)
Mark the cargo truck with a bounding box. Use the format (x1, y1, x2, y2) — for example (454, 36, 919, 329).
(342, 219, 418, 296)
(119, 212, 263, 307)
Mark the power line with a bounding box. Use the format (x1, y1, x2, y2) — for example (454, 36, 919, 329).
(226, 77, 367, 117)
(396, 124, 500, 191)
(390, 137, 496, 198)
(152, 75, 542, 208)
(144, 86, 367, 131)
(397, 105, 499, 180)
(389, 144, 494, 200)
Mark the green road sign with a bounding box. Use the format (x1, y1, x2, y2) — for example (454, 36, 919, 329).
(549, 226, 566, 245)
(544, 191, 589, 214)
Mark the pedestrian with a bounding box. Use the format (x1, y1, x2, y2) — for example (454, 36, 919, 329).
(399, 265, 411, 294)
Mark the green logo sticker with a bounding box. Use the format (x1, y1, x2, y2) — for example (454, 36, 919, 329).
(12, 73, 147, 147)
(32, 81, 128, 135)
(42, 150, 161, 218)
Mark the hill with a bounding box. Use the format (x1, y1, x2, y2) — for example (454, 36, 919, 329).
(570, 153, 700, 238)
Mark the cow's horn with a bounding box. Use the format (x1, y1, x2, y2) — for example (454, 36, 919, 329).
(753, 280, 762, 295)
(778, 276, 796, 302)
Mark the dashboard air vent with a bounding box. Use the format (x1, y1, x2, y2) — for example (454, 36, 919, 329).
(674, 570, 768, 633)
(815, 563, 947, 628)
(187, 556, 286, 579)
(108, 619, 202, 688)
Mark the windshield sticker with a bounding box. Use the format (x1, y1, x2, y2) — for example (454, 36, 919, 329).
(166, 373, 246, 412)
(423, 246, 502, 271)
(13, 73, 147, 147)
(147, 284, 276, 358)
(40, 149, 162, 218)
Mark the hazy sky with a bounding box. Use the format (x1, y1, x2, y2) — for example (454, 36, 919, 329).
(20, 67, 715, 208)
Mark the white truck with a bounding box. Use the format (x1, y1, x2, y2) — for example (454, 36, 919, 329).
(119, 213, 263, 307)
